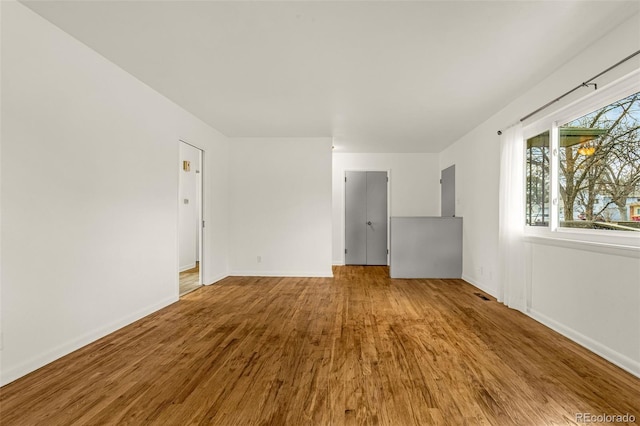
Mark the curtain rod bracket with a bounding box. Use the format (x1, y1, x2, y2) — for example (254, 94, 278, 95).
(518, 49, 639, 123)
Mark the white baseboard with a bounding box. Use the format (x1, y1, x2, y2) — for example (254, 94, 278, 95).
(229, 270, 334, 278)
(462, 275, 639, 378)
(461, 274, 497, 298)
(528, 308, 640, 378)
(0, 295, 178, 386)
(179, 262, 196, 272)
(203, 273, 228, 285)
(332, 261, 345, 266)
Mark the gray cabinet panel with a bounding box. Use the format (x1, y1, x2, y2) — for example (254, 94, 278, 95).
(390, 217, 462, 278)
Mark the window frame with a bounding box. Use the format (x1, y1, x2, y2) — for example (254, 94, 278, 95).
(524, 129, 551, 227)
(522, 70, 640, 251)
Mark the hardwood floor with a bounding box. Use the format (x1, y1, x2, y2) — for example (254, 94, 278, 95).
(179, 262, 201, 296)
(1, 266, 638, 425)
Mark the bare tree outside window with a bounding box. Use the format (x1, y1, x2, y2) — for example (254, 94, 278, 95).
(558, 92, 640, 232)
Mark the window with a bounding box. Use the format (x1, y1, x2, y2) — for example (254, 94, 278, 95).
(526, 131, 550, 226)
(525, 84, 640, 234)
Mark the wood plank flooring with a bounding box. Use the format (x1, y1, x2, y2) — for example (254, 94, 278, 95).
(179, 262, 201, 296)
(1, 266, 639, 425)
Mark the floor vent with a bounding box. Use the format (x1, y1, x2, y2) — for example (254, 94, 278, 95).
(474, 292, 490, 301)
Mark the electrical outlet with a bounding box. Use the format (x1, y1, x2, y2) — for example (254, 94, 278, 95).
(257, 255, 262, 263)
(480, 266, 484, 276)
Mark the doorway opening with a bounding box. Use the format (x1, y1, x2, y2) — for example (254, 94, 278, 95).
(179, 141, 204, 296)
(441, 164, 455, 217)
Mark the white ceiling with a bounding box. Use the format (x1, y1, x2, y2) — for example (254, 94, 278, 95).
(22, 1, 640, 153)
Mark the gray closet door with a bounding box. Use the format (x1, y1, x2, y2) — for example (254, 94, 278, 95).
(345, 171, 387, 265)
(441, 165, 455, 217)
(365, 171, 388, 265)
(345, 171, 367, 264)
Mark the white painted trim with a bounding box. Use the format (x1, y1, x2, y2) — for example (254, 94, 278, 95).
(332, 261, 345, 266)
(525, 69, 640, 131)
(176, 141, 182, 296)
(550, 121, 559, 232)
(552, 69, 640, 127)
(228, 270, 334, 278)
(528, 308, 640, 378)
(177, 139, 206, 292)
(198, 147, 205, 285)
(461, 274, 497, 298)
(0, 295, 178, 386)
(524, 235, 640, 259)
(464, 272, 640, 378)
(203, 273, 228, 285)
(179, 262, 196, 273)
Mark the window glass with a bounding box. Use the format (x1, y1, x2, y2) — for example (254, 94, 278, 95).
(526, 131, 550, 226)
(558, 92, 640, 232)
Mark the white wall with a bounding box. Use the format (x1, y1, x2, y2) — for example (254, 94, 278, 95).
(332, 153, 440, 265)
(229, 138, 333, 277)
(179, 142, 200, 272)
(440, 12, 640, 376)
(527, 242, 639, 375)
(0, 2, 229, 385)
(2, 0, 638, 387)
(439, 135, 500, 295)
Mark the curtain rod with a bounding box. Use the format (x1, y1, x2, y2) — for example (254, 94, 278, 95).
(497, 49, 640, 135)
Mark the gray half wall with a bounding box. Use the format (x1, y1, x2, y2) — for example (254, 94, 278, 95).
(390, 217, 462, 278)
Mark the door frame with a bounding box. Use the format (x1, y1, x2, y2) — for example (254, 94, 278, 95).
(178, 139, 205, 291)
(342, 169, 391, 265)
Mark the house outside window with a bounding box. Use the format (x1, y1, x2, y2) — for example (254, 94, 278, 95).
(631, 203, 640, 221)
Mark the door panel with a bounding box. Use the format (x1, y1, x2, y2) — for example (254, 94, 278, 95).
(441, 165, 455, 217)
(366, 171, 388, 265)
(345, 171, 367, 265)
(345, 171, 388, 265)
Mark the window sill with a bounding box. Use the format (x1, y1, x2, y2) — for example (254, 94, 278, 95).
(523, 230, 640, 259)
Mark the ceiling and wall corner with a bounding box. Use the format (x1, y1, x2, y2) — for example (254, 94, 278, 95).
(3, 0, 640, 385)
(19, 0, 640, 153)
(0, 1, 231, 385)
(438, 11, 640, 377)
